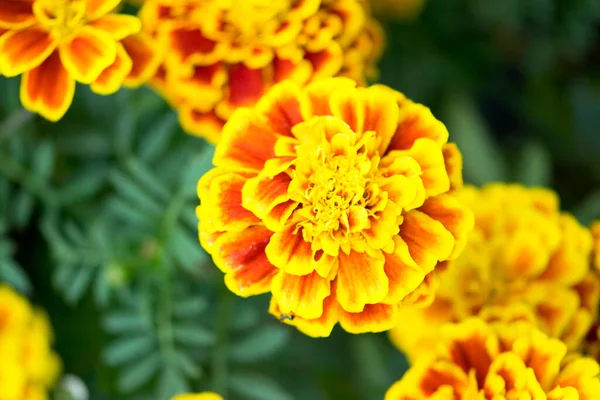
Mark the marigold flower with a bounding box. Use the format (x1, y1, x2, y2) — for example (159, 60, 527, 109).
(0, 0, 161, 121)
(139, 0, 384, 143)
(592, 221, 600, 272)
(197, 78, 473, 336)
(389, 184, 599, 362)
(0, 285, 61, 400)
(385, 318, 600, 400)
(172, 393, 222, 400)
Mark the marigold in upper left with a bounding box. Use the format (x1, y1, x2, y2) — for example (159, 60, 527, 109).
(0, 0, 161, 121)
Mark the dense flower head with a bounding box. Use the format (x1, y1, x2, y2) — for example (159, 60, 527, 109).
(389, 184, 599, 362)
(593, 221, 600, 272)
(171, 393, 223, 400)
(139, 0, 384, 143)
(0, 284, 61, 400)
(197, 77, 473, 336)
(0, 0, 161, 121)
(385, 318, 600, 400)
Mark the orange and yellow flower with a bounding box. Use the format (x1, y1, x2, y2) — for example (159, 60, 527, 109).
(197, 78, 473, 336)
(0, 0, 161, 121)
(389, 184, 599, 362)
(172, 393, 223, 400)
(0, 285, 61, 400)
(592, 221, 600, 272)
(139, 0, 384, 143)
(385, 318, 600, 400)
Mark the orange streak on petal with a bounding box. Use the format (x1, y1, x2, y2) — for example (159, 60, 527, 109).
(271, 271, 331, 319)
(0, 28, 55, 76)
(0, 0, 34, 29)
(306, 42, 343, 81)
(178, 106, 224, 143)
(255, 81, 312, 136)
(89, 14, 141, 40)
(90, 43, 132, 95)
(335, 249, 388, 313)
(266, 224, 315, 275)
(305, 77, 356, 116)
(442, 143, 463, 191)
(226, 64, 266, 109)
(338, 303, 398, 334)
(121, 34, 162, 87)
(383, 237, 425, 304)
(242, 172, 292, 228)
(20, 51, 75, 121)
(85, 0, 120, 20)
(59, 26, 117, 84)
(387, 102, 449, 152)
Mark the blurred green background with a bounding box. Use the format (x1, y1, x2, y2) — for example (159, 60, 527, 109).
(1, 0, 599, 399)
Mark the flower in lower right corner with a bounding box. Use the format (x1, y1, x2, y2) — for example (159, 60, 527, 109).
(172, 393, 223, 400)
(385, 318, 600, 400)
(0, 284, 61, 400)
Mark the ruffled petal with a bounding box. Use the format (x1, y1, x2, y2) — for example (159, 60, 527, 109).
(361, 85, 401, 153)
(179, 106, 224, 143)
(221, 64, 266, 111)
(338, 303, 398, 334)
(304, 77, 356, 116)
(382, 237, 426, 304)
(329, 85, 365, 133)
(335, 249, 388, 312)
(59, 26, 117, 83)
(271, 271, 331, 319)
(419, 194, 474, 260)
(242, 171, 297, 231)
(211, 226, 277, 297)
(273, 56, 312, 84)
(386, 102, 449, 152)
(265, 224, 316, 276)
(20, 51, 75, 121)
(442, 143, 463, 191)
(394, 138, 450, 197)
(164, 22, 222, 69)
(90, 42, 132, 95)
(89, 14, 141, 40)
(552, 358, 600, 399)
(213, 108, 279, 171)
(0, 28, 55, 76)
(85, 0, 120, 20)
(269, 291, 338, 337)
(197, 169, 261, 233)
(399, 209, 455, 273)
(306, 42, 344, 81)
(255, 81, 312, 137)
(121, 33, 162, 87)
(0, 0, 35, 29)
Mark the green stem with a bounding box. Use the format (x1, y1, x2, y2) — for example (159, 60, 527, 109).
(212, 289, 234, 397)
(0, 108, 33, 140)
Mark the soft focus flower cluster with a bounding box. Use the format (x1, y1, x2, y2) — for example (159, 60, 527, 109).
(389, 184, 600, 362)
(197, 77, 473, 336)
(386, 318, 600, 399)
(139, 0, 384, 142)
(0, 285, 61, 400)
(172, 393, 223, 400)
(0, 0, 160, 121)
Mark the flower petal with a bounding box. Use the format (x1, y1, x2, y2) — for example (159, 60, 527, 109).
(382, 237, 426, 304)
(338, 303, 398, 334)
(211, 226, 277, 297)
(271, 271, 331, 319)
(213, 108, 279, 171)
(361, 85, 401, 153)
(20, 51, 75, 121)
(442, 143, 463, 191)
(419, 194, 474, 260)
(0, 0, 34, 29)
(197, 169, 261, 233)
(0, 28, 55, 76)
(179, 107, 224, 144)
(89, 14, 141, 40)
(398, 138, 450, 197)
(85, 0, 120, 20)
(335, 249, 388, 313)
(306, 42, 344, 81)
(164, 22, 222, 68)
(269, 291, 338, 337)
(121, 33, 162, 87)
(305, 77, 357, 116)
(221, 64, 266, 111)
(265, 223, 316, 276)
(386, 102, 449, 152)
(255, 81, 312, 137)
(59, 26, 117, 83)
(242, 171, 296, 231)
(399, 209, 455, 273)
(90, 42, 132, 95)
(329, 85, 365, 133)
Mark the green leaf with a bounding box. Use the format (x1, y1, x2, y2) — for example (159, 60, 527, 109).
(32, 140, 55, 181)
(157, 366, 190, 399)
(173, 324, 215, 347)
(173, 350, 202, 379)
(56, 166, 108, 205)
(64, 265, 96, 305)
(573, 189, 600, 225)
(228, 325, 289, 363)
(103, 311, 148, 334)
(514, 141, 552, 187)
(442, 94, 508, 185)
(104, 335, 156, 366)
(118, 352, 162, 393)
(229, 371, 294, 400)
(138, 112, 178, 163)
(172, 296, 209, 319)
(109, 170, 163, 216)
(0, 256, 31, 293)
(13, 190, 34, 229)
(126, 158, 170, 202)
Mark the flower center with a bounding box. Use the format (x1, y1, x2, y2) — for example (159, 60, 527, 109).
(34, 0, 87, 41)
(289, 120, 383, 255)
